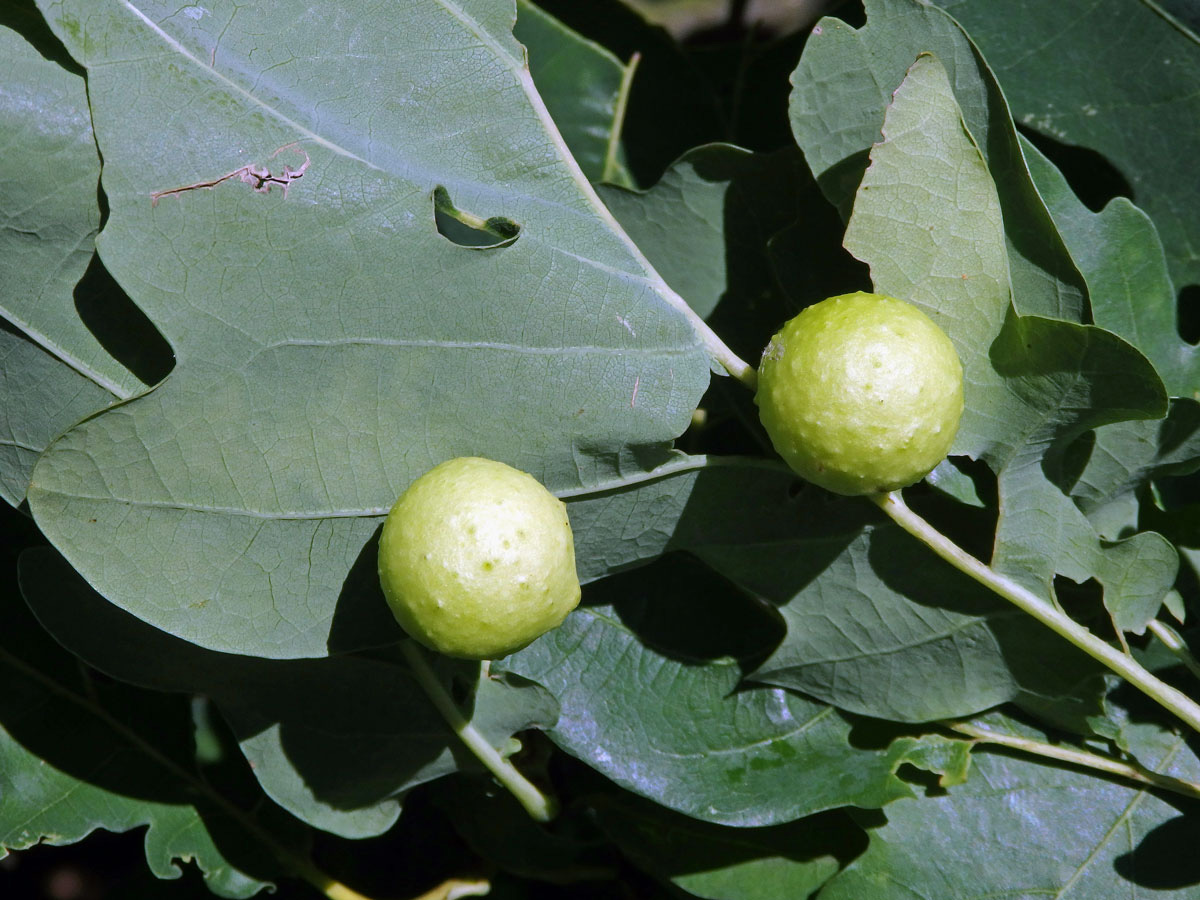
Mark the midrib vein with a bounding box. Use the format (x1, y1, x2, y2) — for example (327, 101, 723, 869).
(118, 0, 383, 171)
(114, 0, 690, 309)
(269, 337, 697, 355)
(31, 455, 713, 519)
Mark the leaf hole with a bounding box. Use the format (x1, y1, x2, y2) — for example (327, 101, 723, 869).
(432, 185, 520, 249)
(1177, 284, 1200, 345)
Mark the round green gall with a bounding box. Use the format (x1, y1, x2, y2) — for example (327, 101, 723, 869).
(755, 292, 964, 496)
(378, 457, 581, 659)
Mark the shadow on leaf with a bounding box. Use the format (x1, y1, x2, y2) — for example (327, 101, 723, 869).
(17, 547, 453, 820)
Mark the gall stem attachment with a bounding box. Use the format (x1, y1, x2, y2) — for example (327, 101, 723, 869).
(400, 640, 558, 822)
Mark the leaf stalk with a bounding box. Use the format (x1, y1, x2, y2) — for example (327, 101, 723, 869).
(945, 720, 1200, 802)
(873, 490, 1200, 735)
(1147, 618, 1200, 682)
(601, 52, 640, 187)
(399, 640, 558, 822)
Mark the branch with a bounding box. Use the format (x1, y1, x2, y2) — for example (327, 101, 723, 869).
(945, 720, 1200, 802)
(873, 490, 1200, 735)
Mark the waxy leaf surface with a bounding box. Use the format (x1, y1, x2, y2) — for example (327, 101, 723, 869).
(937, 0, 1200, 289)
(27, 0, 711, 658)
(500, 557, 971, 827)
(820, 718, 1200, 899)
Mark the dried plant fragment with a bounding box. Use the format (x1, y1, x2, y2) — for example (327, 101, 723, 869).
(150, 143, 310, 206)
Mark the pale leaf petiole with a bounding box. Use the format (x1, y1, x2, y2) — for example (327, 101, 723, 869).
(945, 719, 1200, 802)
(399, 639, 557, 822)
(873, 490, 1200, 735)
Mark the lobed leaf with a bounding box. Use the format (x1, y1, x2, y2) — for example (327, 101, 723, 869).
(18, 547, 555, 839)
(937, 0, 1200, 290)
(26, 0, 712, 658)
(1021, 133, 1199, 400)
(819, 715, 1200, 899)
(499, 556, 973, 827)
(2, 554, 283, 897)
(839, 48, 1175, 635)
(723, 525, 1103, 723)
(0, 24, 130, 507)
(0, 324, 115, 506)
(790, 0, 1086, 321)
(0, 23, 144, 400)
(841, 51, 1012, 461)
(1067, 400, 1200, 538)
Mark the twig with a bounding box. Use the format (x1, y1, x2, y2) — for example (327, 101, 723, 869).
(872, 490, 1200, 735)
(945, 720, 1200, 802)
(400, 640, 558, 821)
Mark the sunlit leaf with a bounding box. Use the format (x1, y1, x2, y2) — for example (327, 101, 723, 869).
(820, 716, 1200, 899)
(26, 0, 711, 658)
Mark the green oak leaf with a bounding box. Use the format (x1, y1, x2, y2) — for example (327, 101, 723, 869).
(842, 52, 1011, 461)
(1066, 400, 1200, 540)
(0, 324, 115, 507)
(718, 525, 1104, 723)
(1020, 133, 1199, 399)
(820, 716, 1200, 899)
(841, 51, 1174, 636)
(0, 23, 144, 400)
(18, 547, 556, 840)
(2, 554, 284, 897)
(937, 0, 1200, 290)
(791, 0, 1086, 321)
(564, 455, 816, 584)
(498, 555, 972, 827)
(0, 25, 128, 506)
(26, 0, 712, 658)
(599, 144, 805, 323)
(593, 794, 857, 900)
(925, 458, 986, 507)
(515, 0, 634, 186)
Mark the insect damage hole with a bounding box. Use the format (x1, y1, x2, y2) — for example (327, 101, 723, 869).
(150, 142, 310, 206)
(432, 185, 520, 249)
